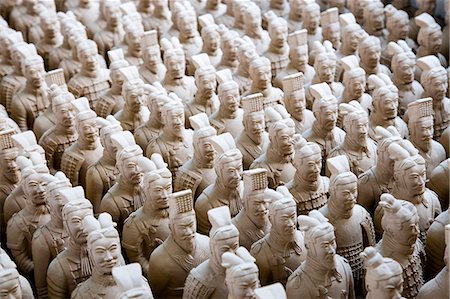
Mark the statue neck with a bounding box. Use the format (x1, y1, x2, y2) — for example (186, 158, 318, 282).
(328, 196, 353, 219)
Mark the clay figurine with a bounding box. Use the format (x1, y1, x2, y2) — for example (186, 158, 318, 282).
(0, 268, 27, 299)
(358, 35, 391, 81)
(282, 72, 315, 134)
(235, 93, 270, 170)
(0, 247, 35, 299)
(93, 0, 124, 60)
(46, 13, 72, 71)
(123, 22, 144, 67)
(234, 37, 259, 95)
(320, 155, 376, 289)
(85, 116, 123, 213)
(320, 8, 340, 51)
(0, 28, 21, 83)
(286, 139, 329, 216)
(143, 0, 171, 34)
(376, 193, 425, 299)
(175, 4, 202, 72)
(385, 5, 416, 51)
(287, 0, 303, 33)
(9, 0, 40, 43)
(347, 0, 368, 24)
(340, 55, 372, 113)
(243, 3, 269, 55)
(209, 69, 244, 138)
(221, 247, 260, 299)
(174, 113, 217, 199)
(250, 189, 306, 286)
(113, 263, 153, 299)
(360, 247, 404, 299)
(286, 210, 355, 299)
(113, 66, 150, 133)
(415, 13, 447, 67)
(336, 13, 362, 75)
(428, 159, 450, 209)
(263, 12, 289, 80)
(198, 14, 222, 68)
(32, 172, 71, 298)
(36, 10, 64, 70)
(301, 1, 322, 51)
(183, 206, 239, 299)
(417, 55, 450, 139)
(148, 189, 210, 298)
(363, 1, 387, 46)
(216, 27, 239, 75)
(122, 154, 171, 277)
(232, 169, 274, 250)
(47, 189, 94, 298)
(408, 98, 446, 178)
(138, 30, 166, 85)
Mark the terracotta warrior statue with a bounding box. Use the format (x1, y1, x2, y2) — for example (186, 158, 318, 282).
(417, 55, 449, 139)
(36, 10, 64, 70)
(360, 247, 404, 299)
(385, 5, 416, 51)
(363, 1, 387, 47)
(320, 8, 340, 51)
(301, 1, 322, 51)
(263, 12, 289, 80)
(340, 55, 371, 112)
(85, 116, 122, 213)
(287, 0, 303, 33)
(222, 247, 260, 299)
(358, 35, 391, 81)
(138, 30, 166, 84)
(408, 98, 446, 178)
(122, 154, 171, 277)
(148, 189, 210, 298)
(232, 169, 275, 250)
(236, 93, 269, 170)
(0, 267, 31, 299)
(67, 39, 110, 108)
(47, 189, 94, 298)
(209, 70, 243, 138)
(183, 206, 240, 299)
(251, 190, 306, 286)
(143, 0, 171, 34)
(234, 37, 259, 95)
(198, 15, 222, 68)
(6, 167, 54, 277)
(174, 113, 217, 199)
(32, 172, 71, 298)
(0, 29, 21, 84)
(367, 74, 408, 139)
(428, 159, 450, 209)
(286, 210, 355, 299)
(123, 22, 144, 67)
(286, 139, 329, 216)
(320, 155, 376, 290)
(243, 3, 269, 56)
(376, 194, 425, 299)
(216, 27, 239, 75)
(415, 13, 447, 67)
(39, 86, 78, 173)
(112, 263, 153, 299)
(336, 13, 362, 63)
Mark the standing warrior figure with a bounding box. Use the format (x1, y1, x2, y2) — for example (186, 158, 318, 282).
(363, 1, 388, 49)
(358, 35, 391, 82)
(234, 37, 258, 95)
(138, 30, 166, 85)
(123, 21, 144, 67)
(198, 15, 222, 68)
(243, 3, 269, 56)
(216, 26, 239, 75)
(302, 1, 322, 52)
(36, 10, 64, 70)
(320, 8, 340, 51)
(148, 190, 210, 298)
(340, 55, 371, 113)
(415, 13, 447, 67)
(263, 12, 289, 81)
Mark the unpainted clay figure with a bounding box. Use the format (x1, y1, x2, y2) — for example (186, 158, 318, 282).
(36, 10, 64, 70)
(336, 13, 362, 72)
(93, 0, 125, 60)
(222, 247, 260, 299)
(9, 0, 40, 42)
(95, 48, 129, 118)
(358, 35, 392, 81)
(216, 26, 239, 75)
(85, 116, 123, 213)
(234, 37, 259, 95)
(385, 5, 416, 51)
(0, 129, 21, 246)
(101, 132, 146, 231)
(376, 194, 425, 299)
(263, 12, 289, 81)
(32, 172, 71, 299)
(357, 126, 402, 215)
(183, 206, 239, 299)
(60, 98, 103, 188)
(39, 85, 78, 174)
(301, 1, 322, 51)
(363, 1, 387, 47)
(286, 210, 355, 299)
(283, 72, 315, 134)
(408, 98, 446, 178)
(175, 4, 202, 73)
(122, 154, 171, 277)
(67, 0, 100, 38)
(146, 96, 194, 178)
(388, 41, 424, 116)
(320, 7, 340, 51)
(235, 93, 270, 170)
(440, 125, 450, 155)
(173, 113, 217, 199)
(303, 83, 346, 174)
(195, 133, 243, 235)
(123, 22, 144, 67)
(0, 28, 20, 83)
(441, 0, 450, 61)
(286, 139, 329, 216)
(233, 169, 274, 249)
(160, 37, 196, 102)
(0, 268, 27, 299)
(0, 248, 35, 299)
(209, 69, 243, 138)
(46, 189, 94, 299)
(360, 247, 404, 299)
(287, 0, 303, 33)
(250, 190, 306, 286)
(425, 207, 449, 279)
(46, 13, 73, 71)
(319, 155, 376, 289)
(113, 66, 150, 133)
(347, 0, 368, 25)
(67, 39, 111, 108)
(58, 24, 86, 82)
(143, 0, 171, 34)
(198, 14, 222, 69)
(367, 74, 409, 140)
(243, 3, 269, 56)
(200, 0, 226, 18)
(340, 55, 371, 113)
(185, 54, 219, 127)
(275, 29, 315, 89)
(148, 189, 210, 298)
(10, 53, 49, 131)
(112, 263, 153, 299)
(6, 166, 54, 277)
(138, 30, 167, 85)
(250, 116, 296, 189)
(428, 159, 450, 209)
(415, 13, 447, 67)
(329, 102, 377, 176)
(417, 55, 450, 139)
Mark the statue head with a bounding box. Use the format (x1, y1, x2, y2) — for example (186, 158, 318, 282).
(61, 189, 94, 245)
(146, 90, 171, 127)
(218, 80, 240, 116)
(109, 56, 129, 92)
(340, 102, 369, 148)
(120, 66, 146, 114)
(160, 99, 185, 138)
(113, 264, 153, 299)
(385, 5, 409, 40)
(407, 98, 434, 153)
(293, 140, 322, 184)
(363, 1, 385, 34)
(141, 30, 162, 69)
(249, 57, 272, 91)
(358, 36, 381, 69)
(190, 113, 217, 166)
(116, 145, 144, 187)
(237, 38, 258, 70)
(267, 14, 288, 49)
(373, 126, 402, 173)
(341, 55, 366, 99)
(194, 65, 217, 99)
(388, 41, 415, 86)
(288, 29, 308, 72)
(104, 0, 122, 27)
(268, 118, 296, 158)
(418, 55, 448, 101)
(312, 41, 336, 84)
(161, 37, 185, 80)
(242, 169, 272, 229)
(302, 1, 320, 33)
(200, 20, 220, 55)
(51, 86, 76, 130)
(243, 3, 262, 33)
(22, 55, 46, 90)
(283, 72, 306, 122)
(177, 10, 198, 40)
(0, 130, 20, 184)
(211, 133, 243, 189)
(268, 192, 297, 241)
(142, 154, 172, 210)
(77, 39, 99, 74)
(241, 93, 265, 145)
(369, 75, 399, 121)
(311, 83, 338, 132)
(220, 29, 238, 62)
(0, 268, 21, 299)
(320, 8, 340, 50)
(98, 116, 123, 160)
(0, 29, 23, 63)
(40, 10, 61, 41)
(46, 172, 72, 222)
(22, 168, 54, 206)
(168, 190, 197, 253)
(340, 13, 362, 53)
(416, 13, 442, 54)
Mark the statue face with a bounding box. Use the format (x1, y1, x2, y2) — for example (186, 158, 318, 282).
(317, 59, 335, 83)
(273, 126, 295, 156)
(238, 46, 257, 67)
(0, 152, 20, 184)
(25, 173, 48, 205)
(269, 25, 288, 48)
(147, 176, 172, 209)
(166, 56, 185, 80)
(295, 152, 321, 183)
(171, 213, 196, 252)
(228, 272, 258, 299)
(304, 9, 320, 32)
(309, 231, 336, 269)
(347, 115, 369, 148)
(120, 155, 143, 186)
(290, 47, 308, 72)
(251, 65, 271, 90)
(196, 72, 217, 98)
(24, 62, 45, 89)
(367, 8, 385, 31)
(333, 179, 357, 212)
(290, 0, 302, 18)
(245, 11, 262, 31)
(106, 5, 121, 27)
(78, 117, 99, 144)
(325, 24, 341, 50)
(347, 75, 366, 99)
(272, 205, 297, 239)
(198, 135, 216, 164)
(42, 17, 60, 39)
(343, 29, 360, 52)
(48, 188, 70, 220)
(223, 39, 238, 61)
(127, 32, 142, 53)
(427, 30, 443, 54)
(55, 102, 76, 128)
(286, 90, 306, 121)
(245, 112, 265, 145)
(143, 47, 161, 68)
(316, 104, 338, 132)
(403, 163, 426, 197)
(179, 15, 197, 38)
(394, 59, 414, 85)
(111, 69, 125, 90)
(211, 236, 239, 264)
(79, 47, 99, 73)
(426, 74, 448, 100)
(164, 107, 185, 138)
(393, 18, 409, 40)
(361, 47, 380, 69)
(412, 117, 433, 152)
(219, 87, 239, 113)
(245, 192, 270, 228)
(66, 207, 93, 244)
(377, 93, 398, 120)
(0, 277, 22, 299)
(204, 31, 220, 53)
(394, 218, 419, 248)
(368, 274, 403, 299)
(219, 158, 242, 189)
(125, 86, 145, 113)
(90, 236, 121, 275)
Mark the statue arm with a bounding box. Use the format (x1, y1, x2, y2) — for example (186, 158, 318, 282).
(85, 166, 103, 214)
(32, 232, 51, 298)
(250, 245, 271, 286)
(147, 254, 170, 298)
(356, 174, 375, 214)
(122, 221, 149, 276)
(47, 259, 69, 299)
(6, 219, 33, 275)
(39, 136, 56, 172)
(10, 96, 28, 131)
